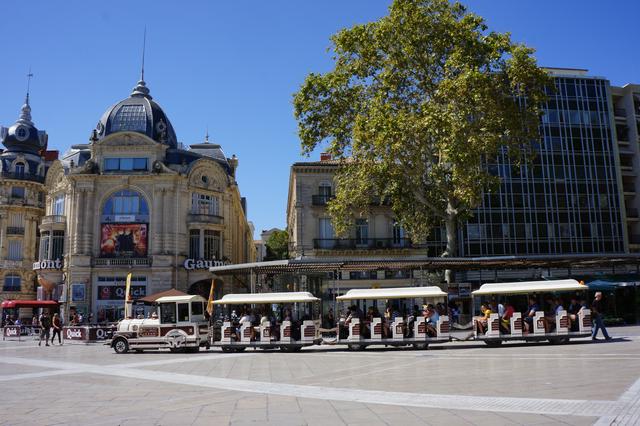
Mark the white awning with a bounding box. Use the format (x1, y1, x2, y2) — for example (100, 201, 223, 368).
(472, 279, 587, 296)
(336, 286, 447, 301)
(156, 295, 207, 303)
(213, 292, 319, 305)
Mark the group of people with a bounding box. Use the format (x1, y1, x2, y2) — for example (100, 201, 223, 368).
(339, 302, 446, 338)
(475, 292, 612, 340)
(226, 305, 304, 342)
(36, 311, 63, 346)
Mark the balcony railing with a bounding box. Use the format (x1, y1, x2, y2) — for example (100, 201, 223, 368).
(93, 257, 151, 267)
(41, 215, 66, 225)
(314, 238, 414, 250)
(6, 226, 25, 235)
(312, 195, 335, 206)
(0, 171, 45, 183)
(187, 213, 224, 224)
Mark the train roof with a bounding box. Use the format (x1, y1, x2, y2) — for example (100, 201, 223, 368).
(213, 292, 319, 305)
(337, 286, 447, 301)
(472, 279, 587, 296)
(155, 295, 207, 303)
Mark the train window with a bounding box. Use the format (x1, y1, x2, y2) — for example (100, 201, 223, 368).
(177, 303, 190, 322)
(191, 301, 203, 316)
(160, 303, 176, 324)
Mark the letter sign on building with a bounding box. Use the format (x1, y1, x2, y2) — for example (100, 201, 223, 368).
(183, 259, 230, 270)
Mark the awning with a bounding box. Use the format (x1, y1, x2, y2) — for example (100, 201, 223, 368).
(209, 254, 640, 275)
(138, 288, 189, 304)
(472, 279, 587, 296)
(156, 295, 207, 304)
(337, 286, 447, 301)
(213, 292, 319, 305)
(1, 300, 60, 309)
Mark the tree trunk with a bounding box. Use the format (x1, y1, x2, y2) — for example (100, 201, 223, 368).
(443, 201, 458, 285)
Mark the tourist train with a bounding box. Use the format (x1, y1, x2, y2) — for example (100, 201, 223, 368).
(108, 279, 593, 353)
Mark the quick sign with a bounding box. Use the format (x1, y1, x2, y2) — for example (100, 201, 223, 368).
(97, 285, 146, 301)
(33, 259, 64, 270)
(183, 259, 230, 270)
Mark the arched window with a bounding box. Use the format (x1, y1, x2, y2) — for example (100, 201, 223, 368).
(3, 274, 21, 292)
(102, 190, 149, 218)
(14, 162, 25, 177)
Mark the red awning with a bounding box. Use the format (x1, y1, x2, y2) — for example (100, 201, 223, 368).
(1, 300, 59, 309)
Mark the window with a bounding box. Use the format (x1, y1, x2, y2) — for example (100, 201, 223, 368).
(318, 218, 334, 249)
(355, 219, 368, 245)
(52, 231, 65, 260)
(14, 162, 25, 177)
(110, 104, 147, 132)
(53, 194, 65, 216)
(11, 187, 25, 199)
(3, 275, 21, 292)
(191, 301, 204, 316)
(160, 303, 176, 324)
(177, 303, 190, 322)
(103, 158, 148, 172)
(189, 229, 200, 259)
(8, 240, 23, 260)
(203, 230, 221, 259)
(102, 190, 149, 218)
(192, 193, 220, 216)
(392, 220, 406, 246)
(40, 231, 50, 260)
(467, 224, 485, 240)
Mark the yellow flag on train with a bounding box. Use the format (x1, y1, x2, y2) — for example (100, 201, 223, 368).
(124, 272, 132, 318)
(206, 279, 215, 316)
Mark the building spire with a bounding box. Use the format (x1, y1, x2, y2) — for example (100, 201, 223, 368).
(131, 27, 151, 98)
(19, 68, 33, 124)
(205, 126, 209, 143)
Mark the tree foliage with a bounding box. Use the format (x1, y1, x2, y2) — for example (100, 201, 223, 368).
(265, 230, 289, 260)
(293, 0, 550, 263)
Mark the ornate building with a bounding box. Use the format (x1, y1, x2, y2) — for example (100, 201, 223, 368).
(36, 77, 255, 322)
(0, 94, 52, 311)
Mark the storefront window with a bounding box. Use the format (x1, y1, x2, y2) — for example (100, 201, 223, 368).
(96, 276, 147, 323)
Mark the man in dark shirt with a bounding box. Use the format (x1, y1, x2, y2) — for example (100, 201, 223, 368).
(591, 292, 612, 341)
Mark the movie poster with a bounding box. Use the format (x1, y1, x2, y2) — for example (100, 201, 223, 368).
(100, 224, 148, 257)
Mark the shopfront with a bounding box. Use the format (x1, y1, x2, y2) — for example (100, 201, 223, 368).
(95, 275, 147, 323)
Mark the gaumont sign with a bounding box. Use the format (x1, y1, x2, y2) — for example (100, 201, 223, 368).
(183, 259, 230, 270)
(33, 258, 64, 270)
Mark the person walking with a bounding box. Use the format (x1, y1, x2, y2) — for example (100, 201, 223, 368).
(50, 313, 63, 345)
(39, 312, 51, 346)
(591, 292, 612, 341)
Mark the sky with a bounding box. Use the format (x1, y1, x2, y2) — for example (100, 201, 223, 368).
(1, 0, 638, 238)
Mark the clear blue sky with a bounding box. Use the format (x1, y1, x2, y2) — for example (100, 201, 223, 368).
(1, 1, 638, 238)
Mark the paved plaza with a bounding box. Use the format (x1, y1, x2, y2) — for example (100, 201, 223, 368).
(1, 327, 640, 425)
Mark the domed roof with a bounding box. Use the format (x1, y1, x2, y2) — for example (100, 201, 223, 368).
(0, 94, 48, 154)
(94, 79, 177, 148)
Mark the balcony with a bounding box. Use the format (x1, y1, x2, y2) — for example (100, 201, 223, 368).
(187, 213, 224, 225)
(41, 215, 66, 225)
(93, 257, 152, 267)
(6, 226, 25, 235)
(314, 238, 414, 250)
(312, 195, 335, 206)
(0, 171, 45, 183)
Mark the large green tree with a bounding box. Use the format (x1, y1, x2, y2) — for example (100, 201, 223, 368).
(293, 0, 549, 281)
(265, 230, 289, 260)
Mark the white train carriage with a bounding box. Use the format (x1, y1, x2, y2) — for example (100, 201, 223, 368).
(335, 286, 451, 350)
(211, 292, 322, 352)
(472, 279, 592, 346)
(110, 295, 210, 354)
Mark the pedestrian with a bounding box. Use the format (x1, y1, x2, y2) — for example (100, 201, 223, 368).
(591, 292, 612, 341)
(39, 312, 51, 346)
(50, 313, 63, 345)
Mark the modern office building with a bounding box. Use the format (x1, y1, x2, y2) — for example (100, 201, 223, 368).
(0, 94, 56, 314)
(286, 69, 632, 305)
(33, 77, 255, 322)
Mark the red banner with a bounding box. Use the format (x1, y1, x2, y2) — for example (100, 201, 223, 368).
(100, 224, 148, 257)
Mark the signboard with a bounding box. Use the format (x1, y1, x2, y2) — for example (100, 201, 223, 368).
(459, 283, 472, 298)
(97, 285, 146, 301)
(33, 259, 64, 270)
(3, 326, 21, 339)
(100, 223, 148, 257)
(64, 326, 87, 341)
(183, 259, 231, 270)
(71, 283, 86, 302)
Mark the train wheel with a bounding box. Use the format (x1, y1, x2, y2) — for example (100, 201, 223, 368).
(347, 344, 364, 351)
(484, 340, 503, 347)
(413, 343, 429, 350)
(548, 337, 569, 345)
(113, 338, 129, 354)
(221, 346, 233, 353)
(186, 346, 200, 353)
(235, 347, 246, 352)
